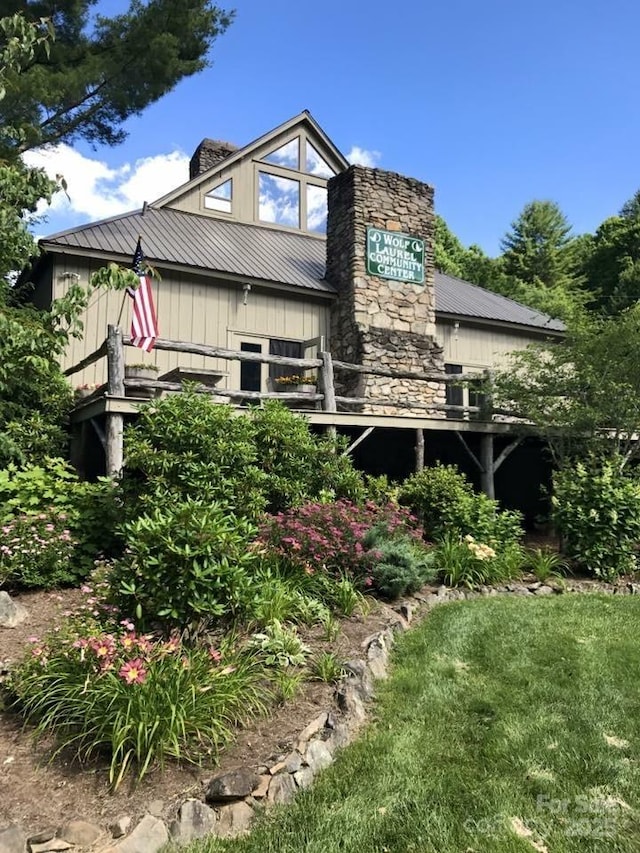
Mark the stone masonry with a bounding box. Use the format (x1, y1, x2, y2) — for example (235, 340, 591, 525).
(189, 140, 238, 179)
(326, 165, 445, 415)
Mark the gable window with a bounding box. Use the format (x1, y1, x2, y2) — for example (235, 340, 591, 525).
(256, 134, 337, 235)
(264, 139, 299, 169)
(204, 179, 232, 213)
(259, 173, 300, 227)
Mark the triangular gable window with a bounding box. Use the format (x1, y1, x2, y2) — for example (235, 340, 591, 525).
(306, 142, 335, 178)
(263, 138, 299, 170)
(204, 178, 232, 213)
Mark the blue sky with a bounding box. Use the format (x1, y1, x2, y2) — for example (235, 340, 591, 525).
(26, 0, 640, 255)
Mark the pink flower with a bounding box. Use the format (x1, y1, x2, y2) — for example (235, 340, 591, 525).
(364, 576, 373, 587)
(208, 648, 222, 662)
(119, 658, 147, 685)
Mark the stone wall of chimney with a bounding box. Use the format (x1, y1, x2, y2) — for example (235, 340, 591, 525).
(189, 139, 238, 179)
(326, 165, 445, 416)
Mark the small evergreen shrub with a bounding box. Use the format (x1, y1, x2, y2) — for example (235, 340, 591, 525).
(8, 620, 266, 789)
(398, 463, 523, 547)
(552, 459, 640, 579)
(363, 524, 437, 599)
(109, 500, 258, 631)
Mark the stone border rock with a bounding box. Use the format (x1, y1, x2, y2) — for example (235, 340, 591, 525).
(2, 578, 639, 853)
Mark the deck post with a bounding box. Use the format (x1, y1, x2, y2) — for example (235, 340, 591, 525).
(479, 433, 495, 499)
(105, 325, 125, 477)
(320, 350, 337, 440)
(415, 428, 425, 472)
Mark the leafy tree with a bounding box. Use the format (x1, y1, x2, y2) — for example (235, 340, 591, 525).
(493, 306, 640, 469)
(583, 191, 640, 314)
(0, 1, 233, 159)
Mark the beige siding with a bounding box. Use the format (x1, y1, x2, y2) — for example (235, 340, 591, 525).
(437, 319, 546, 371)
(56, 258, 330, 389)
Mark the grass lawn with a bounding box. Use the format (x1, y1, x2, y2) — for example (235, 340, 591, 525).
(197, 595, 640, 853)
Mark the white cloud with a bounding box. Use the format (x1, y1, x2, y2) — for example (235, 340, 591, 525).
(346, 145, 382, 168)
(22, 145, 190, 224)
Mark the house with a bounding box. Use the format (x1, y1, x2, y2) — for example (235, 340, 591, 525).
(25, 111, 563, 514)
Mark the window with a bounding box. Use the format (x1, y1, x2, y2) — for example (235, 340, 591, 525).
(258, 173, 300, 227)
(269, 339, 303, 383)
(445, 364, 463, 419)
(257, 135, 336, 235)
(240, 342, 262, 393)
(204, 178, 232, 213)
(445, 365, 488, 420)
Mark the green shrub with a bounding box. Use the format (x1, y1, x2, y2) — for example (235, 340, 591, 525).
(122, 395, 365, 522)
(551, 459, 640, 579)
(398, 463, 523, 547)
(0, 511, 76, 588)
(241, 565, 333, 628)
(8, 621, 266, 789)
(109, 500, 258, 631)
(251, 402, 364, 511)
(122, 392, 268, 519)
(364, 525, 437, 599)
(0, 459, 122, 582)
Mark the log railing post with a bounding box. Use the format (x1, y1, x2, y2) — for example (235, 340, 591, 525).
(415, 428, 425, 472)
(320, 350, 337, 440)
(105, 325, 125, 477)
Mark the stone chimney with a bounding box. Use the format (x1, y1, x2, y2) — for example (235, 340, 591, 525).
(189, 139, 238, 179)
(326, 165, 444, 415)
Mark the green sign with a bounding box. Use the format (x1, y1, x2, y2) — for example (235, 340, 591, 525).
(366, 227, 425, 284)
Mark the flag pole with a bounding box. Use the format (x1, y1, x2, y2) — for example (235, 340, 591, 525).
(117, 233, 144, 328)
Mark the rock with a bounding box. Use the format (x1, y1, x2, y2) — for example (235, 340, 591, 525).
(295, 712, 328, 751)
(169, 799, 218, 845)
(335, 684, 366, 721)
(534, 585, 554, 596)
(271, 752, 303, 774)
(109, 818, 131, 840)
(398, 602, 413, 622)
(215, 802, 254, 838)
(26, 832, 55, 846)
(304, 740, 333, 774)
(293, 767, 315, 790)
(0, 593, 28, 629)
(0, 825, 26, 853)
(30, 841, 72, 853)
(366, 634, 390, 680)
(250, 775, 270, 799)
(57, 821, 102, 847)
(206, 768, 260, 803)
(267, 774, 297, 805)
(325, 721, 351, 754)
(342, 660, 374, 700)
(146, 801, 164, 819)
(112, 816, 168, 853)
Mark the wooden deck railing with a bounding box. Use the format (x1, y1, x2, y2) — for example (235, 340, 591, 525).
(67, 325, 516, 481)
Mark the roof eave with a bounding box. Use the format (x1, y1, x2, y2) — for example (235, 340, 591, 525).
(436, 311, 565, 337)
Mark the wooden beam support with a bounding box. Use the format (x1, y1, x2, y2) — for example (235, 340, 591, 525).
(479, 433, 495, 499)
(415, 428, 425, 472)
(64, 340, 108, 377)
(493, 436, 523, 472)
(105, 325, 125, 477)
(455, 431, 483, 472)
(342, 426, 375, 456)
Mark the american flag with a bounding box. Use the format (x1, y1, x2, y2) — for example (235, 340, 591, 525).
(129, 237, 158, 352)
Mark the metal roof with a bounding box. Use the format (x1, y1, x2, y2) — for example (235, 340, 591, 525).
(40, 208, 565, 331)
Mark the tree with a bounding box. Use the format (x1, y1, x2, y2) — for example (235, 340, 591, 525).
(0, 1, 233, 160)
(583, 191, 640, 314)
(501, 200, 577, 290)
(493, 306, 640, 469)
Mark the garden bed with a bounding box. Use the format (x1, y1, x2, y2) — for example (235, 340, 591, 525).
(0, 586, 397, 835)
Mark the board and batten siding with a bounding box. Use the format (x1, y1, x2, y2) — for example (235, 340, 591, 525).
(438, 319, 551, 372)
(54, 258, 330, 388)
